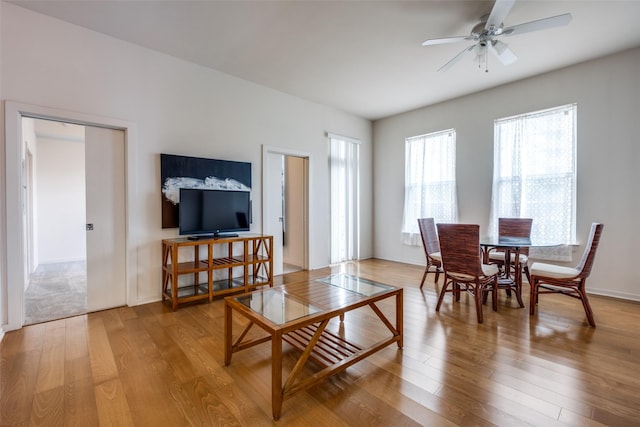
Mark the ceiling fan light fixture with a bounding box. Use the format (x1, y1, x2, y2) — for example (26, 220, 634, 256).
(474, 43, 487, 56)
(473, 44, 489, 72)
(492, 39, 508, 54)
(491, 40, 518, 65)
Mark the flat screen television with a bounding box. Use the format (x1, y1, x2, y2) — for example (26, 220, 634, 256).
(179, 188, 251, 238)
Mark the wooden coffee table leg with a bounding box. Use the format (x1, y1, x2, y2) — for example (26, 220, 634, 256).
(272, 331, 283, 420)
(397, 289, 404, 348)
(224, 301, 232, 366)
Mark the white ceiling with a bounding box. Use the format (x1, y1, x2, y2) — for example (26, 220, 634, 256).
(10, 0, 640, 120)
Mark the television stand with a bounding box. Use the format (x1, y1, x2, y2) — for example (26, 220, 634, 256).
(161, 234, 273, 310)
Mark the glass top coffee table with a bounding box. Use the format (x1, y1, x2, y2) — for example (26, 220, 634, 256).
(224, 273, 403, 420)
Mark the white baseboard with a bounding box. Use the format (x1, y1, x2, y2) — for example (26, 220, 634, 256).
(131, 296, 162, 306)
(37, 257, 86, 265)
(588, 287, 640, 302)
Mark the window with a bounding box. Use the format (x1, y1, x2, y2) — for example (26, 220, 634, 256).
(402, 129, 457, 246)
(329, 133, 359, 263)
(490, 103, 577, 260)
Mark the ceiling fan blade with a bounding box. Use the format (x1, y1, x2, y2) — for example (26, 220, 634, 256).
(490, 40, 518, 65)
(422, 36, 474, 46)
(438, 44, 476, 72)
(485, 0, 516, 32)
(503, 13, 572, 36)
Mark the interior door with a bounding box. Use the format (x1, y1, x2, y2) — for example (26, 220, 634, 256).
(283, 156, 307, 270)
(264, 151, 284, 276)
(85, 126, 126, 311)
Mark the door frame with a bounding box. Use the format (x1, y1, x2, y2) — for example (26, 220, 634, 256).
(262, 145, 310, 274)
(3, 101, 138, 331)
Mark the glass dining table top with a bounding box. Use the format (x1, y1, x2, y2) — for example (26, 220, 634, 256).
(480, 236, 531, 247)
(480, 236, 559, 248)
(233, 274, 395, 325)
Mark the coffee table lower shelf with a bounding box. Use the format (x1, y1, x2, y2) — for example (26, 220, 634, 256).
(282, 324, 363, 368)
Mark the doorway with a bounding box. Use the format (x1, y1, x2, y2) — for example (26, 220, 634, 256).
(262, 146, 309, 276)
(23, 118, 88, 325)
(283, 156, 306, 273)
(3, 101, 132, 331)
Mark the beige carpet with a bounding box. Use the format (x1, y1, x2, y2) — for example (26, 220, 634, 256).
(24, 261, 87, 325)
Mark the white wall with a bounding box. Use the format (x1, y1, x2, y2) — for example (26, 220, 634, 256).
(373, 47, 640, 300)
(0, 2, 372, 321)
(36, 137, 86, 263)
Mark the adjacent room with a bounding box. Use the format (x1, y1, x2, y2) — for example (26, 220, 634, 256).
(1, 1, 639, 425)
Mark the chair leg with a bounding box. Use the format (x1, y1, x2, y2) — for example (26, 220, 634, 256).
(578, 281, 596, 327)
(420, 268, 428, 289)
(523, 265, 531, 284)
(514, 285, 524, 308)
(435, 278, 449, 312)
(475, 286, 484, 323)
(529, 278, 538, 316)
(514, 265, 525, 308)
(492, 279, 498, 312)
(434, 268, 440, 283)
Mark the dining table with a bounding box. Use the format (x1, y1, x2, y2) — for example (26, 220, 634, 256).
(479, 236, 534, 308)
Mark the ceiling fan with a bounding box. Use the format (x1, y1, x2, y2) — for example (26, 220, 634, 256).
(422, 0, 572, 72)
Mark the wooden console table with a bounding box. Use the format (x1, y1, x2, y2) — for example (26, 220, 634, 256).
(162, 234, 273, 310)
(224, 274, 403, 420)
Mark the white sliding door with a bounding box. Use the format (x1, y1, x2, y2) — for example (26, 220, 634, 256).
(263, 151, 287, 276)
(85, 126, 126, 311)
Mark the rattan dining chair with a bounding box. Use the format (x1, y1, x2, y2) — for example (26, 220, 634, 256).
(417, 218, 442, 288)
(436, 223, 499, 323)
(529, 223, 604, 327)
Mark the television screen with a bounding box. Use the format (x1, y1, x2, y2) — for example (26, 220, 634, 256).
(179, 188, 251, 238)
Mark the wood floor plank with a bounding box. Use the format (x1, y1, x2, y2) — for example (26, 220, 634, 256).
(34, 342, 65, 393)
(86, 316, 119, 385)
(172, 375, 242, 426)
(354, 360, 462, 426)
(139, 316, 208, 383)
(0, 349, 42, 426)
(64, 316, 88, 361)
(2, 259, 640, 425)
(63, 375, 99, 427)
(115, 348, 187, 426)
(94, 378, 135, 427)
(28, 386, 64, 426)
(1, 322, 46, 358)
(558, 407, 606, 427)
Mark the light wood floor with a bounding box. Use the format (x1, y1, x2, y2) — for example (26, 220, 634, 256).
(2, 259, 640, 426)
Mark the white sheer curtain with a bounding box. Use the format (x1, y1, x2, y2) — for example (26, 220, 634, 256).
(329, 133, 359, 264)
(490, 104, 577, 261)
(401, 129, 458, 246)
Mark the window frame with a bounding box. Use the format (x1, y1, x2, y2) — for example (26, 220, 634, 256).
(401, 129, 458, 246)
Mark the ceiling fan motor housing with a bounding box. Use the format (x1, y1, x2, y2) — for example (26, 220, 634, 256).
(472, 21, 504, 39)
